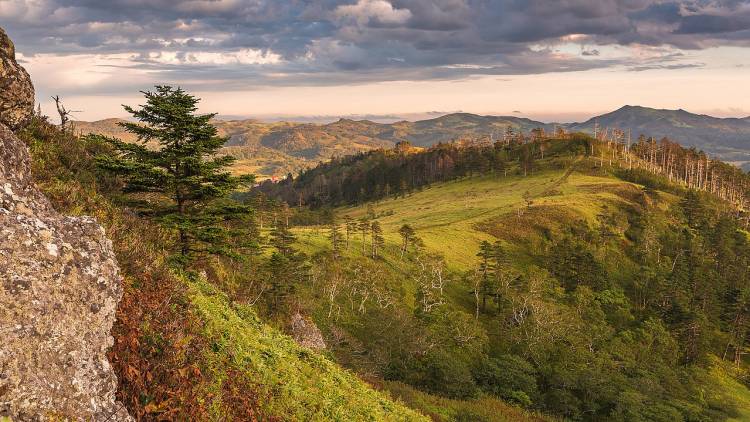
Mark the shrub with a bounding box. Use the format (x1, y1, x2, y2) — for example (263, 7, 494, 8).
(473, 355, 538, 406)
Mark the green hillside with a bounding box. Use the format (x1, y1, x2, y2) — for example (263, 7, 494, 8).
(315, 161, 631, 270)
(187, 276, 427, 421)
(258, 140, 750, 421)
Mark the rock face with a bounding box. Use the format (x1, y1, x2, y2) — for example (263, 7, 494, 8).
(290, 312, 327, 351)
(0, 27, 132, 421)
(0, 27, 34, 130)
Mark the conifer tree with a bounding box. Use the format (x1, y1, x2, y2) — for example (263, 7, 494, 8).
(265, 249, 309, 314)
(329, 221, 343, 259)
(681, 190, 709, 230)
(371, 221, 384, 258)
(266, 220, 307, 313)
(344, 215, 356, 249)
(270, 219, 296, 257)
(358, 217, 370, 254)
(94, 86, 253, 263)
(490, 241, 508, 310)
(266, 252, 295, 313)
(520, 143, 535, 176)
(399, 224, 416, 257)
(477, 241, 494, 311)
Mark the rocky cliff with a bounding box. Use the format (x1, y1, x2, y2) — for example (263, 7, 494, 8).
(0, 28, 34, 130)
(0, 27, 132, 421)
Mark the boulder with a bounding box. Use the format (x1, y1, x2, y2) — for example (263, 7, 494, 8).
(290, 312, 327, 351)
(0, 27, 34, 130)
(0, 26, 132, 421)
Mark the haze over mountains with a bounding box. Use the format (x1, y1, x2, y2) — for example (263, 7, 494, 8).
(75, 106, 750, 178)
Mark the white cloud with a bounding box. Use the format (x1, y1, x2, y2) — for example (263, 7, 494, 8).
(147, 49, 282, 65)
(19, 52, 145, 88)
(334, 0, 412, 26)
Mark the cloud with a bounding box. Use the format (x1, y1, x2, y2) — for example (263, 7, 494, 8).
(145, 49, 281, 66)
(334, 0, 412, 26)
(2, 0, 749, 96)
(628, 62, 705, 71)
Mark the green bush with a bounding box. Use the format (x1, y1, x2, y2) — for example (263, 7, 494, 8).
(473, 355, 538, 407)
(404, 351, 478, 399)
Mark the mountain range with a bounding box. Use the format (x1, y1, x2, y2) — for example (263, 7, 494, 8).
(74, 106, 750, 178)
(569, 106, 750, 168)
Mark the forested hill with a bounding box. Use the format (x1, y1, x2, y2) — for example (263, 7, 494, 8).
(255, 133, 750, 213)
(247, 133, 750, 421)
(74, 114, 553, 179)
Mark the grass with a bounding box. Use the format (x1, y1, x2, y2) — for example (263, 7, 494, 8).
(382, 381, 554, 422)
(296, 158, 648, 271)
(187, 276, 428, 421)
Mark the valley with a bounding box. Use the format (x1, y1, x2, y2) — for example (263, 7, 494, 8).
(244, 137, 750, 421)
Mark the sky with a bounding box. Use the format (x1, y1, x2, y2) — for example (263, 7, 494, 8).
(1, 0, 749, 123)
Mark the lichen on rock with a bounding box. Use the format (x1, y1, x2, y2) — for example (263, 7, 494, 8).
(0, 26, 132, 421)
(0, 27, 34, 131)
(290, 312, 327, 351)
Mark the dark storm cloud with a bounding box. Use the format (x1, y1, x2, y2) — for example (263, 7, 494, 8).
(1, 0, 748, 91)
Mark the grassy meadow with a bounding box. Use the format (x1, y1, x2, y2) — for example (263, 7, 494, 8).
(294, 157, 671, 271)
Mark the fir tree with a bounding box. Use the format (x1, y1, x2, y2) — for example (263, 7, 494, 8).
(520, 143, 535, 176)
(477, 241, 494, 311)
(266, 252, 295, 313)
(270, 219, 296, 256)
(344, 215, 356, 250)
(94, 86, 253, 263)
(371, 221, 384, 258)
(681, 190, 709, 230)
(399, 224, 416, 257)
(490, 241, 508, 310)
(329, 221, 343, 259)
(265, 251, 308, 314)
(358, 217, 370, 254)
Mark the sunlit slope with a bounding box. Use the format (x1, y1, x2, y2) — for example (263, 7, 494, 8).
(304, 159, 659, 270)
(288, 155, 750, 421)
(187, 277, 428, 421)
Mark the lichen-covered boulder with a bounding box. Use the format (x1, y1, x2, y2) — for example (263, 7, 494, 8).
(0, 26, 132, 421)
(0, 27, 34, 130)
(290, 312, 327, 351)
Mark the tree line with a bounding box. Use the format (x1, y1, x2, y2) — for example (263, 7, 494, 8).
(255, 135, 593, 208)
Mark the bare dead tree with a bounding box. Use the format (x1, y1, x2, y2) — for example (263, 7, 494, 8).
(51, 95, 80, 132)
